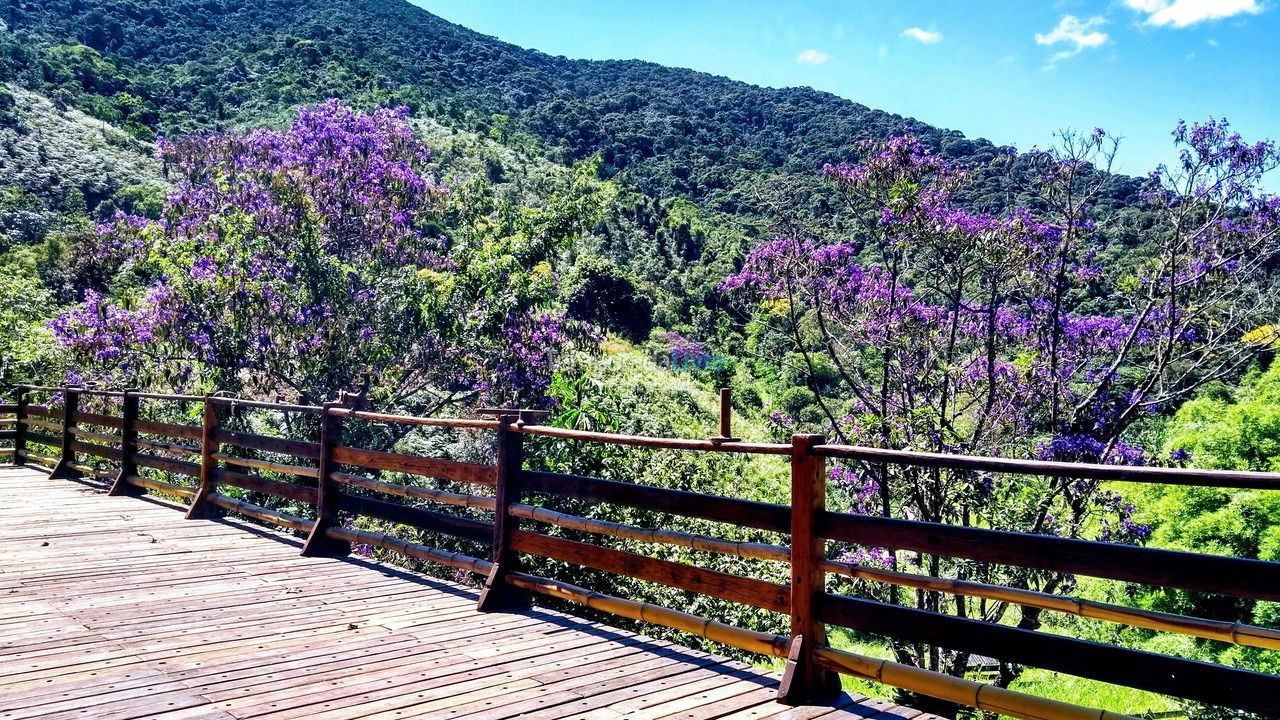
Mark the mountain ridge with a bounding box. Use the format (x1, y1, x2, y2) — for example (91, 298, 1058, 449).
(6, 0, 1098, 220)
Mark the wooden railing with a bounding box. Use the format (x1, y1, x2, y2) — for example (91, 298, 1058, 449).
(4, 383, 1280, 720)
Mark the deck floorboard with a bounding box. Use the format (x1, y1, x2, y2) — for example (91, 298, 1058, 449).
(0, 466, 935, 720)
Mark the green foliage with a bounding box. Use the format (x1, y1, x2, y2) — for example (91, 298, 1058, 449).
(1164, 363, 1280, 472)
(563, 255, 653, 341)
(0, 264, 64, 388)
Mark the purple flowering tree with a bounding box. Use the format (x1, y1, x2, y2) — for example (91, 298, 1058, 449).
(723, 122, 1280, 684)
(51, 100, 590, 410)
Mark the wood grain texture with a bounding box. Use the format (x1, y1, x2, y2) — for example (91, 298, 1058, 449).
(0, 466, 923, 720)
(331, 444, 496, 485)
(817, 592, 1280, 714)
(509, 530, 790, 613)
(520, 470, 791, 534)
(818, 512, 1280, 600)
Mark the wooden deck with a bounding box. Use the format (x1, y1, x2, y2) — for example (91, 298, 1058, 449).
(0, 466, 934, 720)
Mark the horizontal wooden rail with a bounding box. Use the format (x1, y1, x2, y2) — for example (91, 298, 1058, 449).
(72, 410, 124, 429)
(69, 438, 122, 462)
(67, 460, 114, 479)
(121, 473, 196, 498)
(136, 438, 200, 456)
(332, 471, 497, 510)
(331, 445, 495, 485)
(509, 529, 790, 613)
(330, 407, 500, 430)
(206, 493, 312, 532)
(134, 452, 200, 477)
(334, 492, 494, 544)
(213, 429, 321, 460)
(514, 423, 791, 455)
(816, 593, 1280, 714)
(0, 404, 16, 413)
(505, 570, 791, 658)
(213, 453, 319, 478)
(520, 470, 790, 534)
(819, 512, 1280, 600)
(216, 468, 318, 504)
(22, 417, 62, 432)
(24, 405, 57, 419)
(816, 443, 1280, 490)
(509, 503, 790, 563)
(70, 427, 122, 444)
(813, 646, 1136, 720)
(326, 526, 494, 574)
(822, 559, 1280, 651)
(136, 419, 202, 441)
(23, 431, 62, 448)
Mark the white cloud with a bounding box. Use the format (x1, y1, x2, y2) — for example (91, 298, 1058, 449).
(795, 49, 830, 65)
(901, 27, 943, 44)
(1035, 15, 1109, 63)
(1124, 0, 1263, 28)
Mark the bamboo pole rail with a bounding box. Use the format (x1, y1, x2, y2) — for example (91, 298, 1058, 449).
(122, 473, 196, 499)
(332, 470, 497, 510)
(18, 449, 57, 465)
(822, 559, 1280, 651)
(813, 646, 1138, 720)
(325, 526, 494, 575)
(212, 453, 320, 478)
(508, 502, 790, 562)
(505, 570, 792, 659)
(65, 460, 114, 478)
(206, 493, 312, 532)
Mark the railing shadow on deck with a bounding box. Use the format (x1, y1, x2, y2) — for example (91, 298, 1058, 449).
(3, 382, 1280, 720)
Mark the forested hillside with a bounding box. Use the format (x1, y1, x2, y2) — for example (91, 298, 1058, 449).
(1, 0, 1145, 220)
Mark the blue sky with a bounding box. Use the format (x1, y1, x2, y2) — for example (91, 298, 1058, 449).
(415, 0, 1279, 178)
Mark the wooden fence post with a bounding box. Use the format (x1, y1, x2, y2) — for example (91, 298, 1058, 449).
(49, 386, 81, 480)
(186, 393, 219, 519)
(478, 412, 531, 612)
(108, 389, 141, 496)
(779, 433, 841, 704)
(302, 402, 350, 556)
(12, 386, 27, 466)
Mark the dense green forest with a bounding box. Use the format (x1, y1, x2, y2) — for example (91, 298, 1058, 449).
(2, 1, 1279, 718)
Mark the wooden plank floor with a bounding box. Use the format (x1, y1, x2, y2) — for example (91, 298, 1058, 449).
(0, 466, 936, 720)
